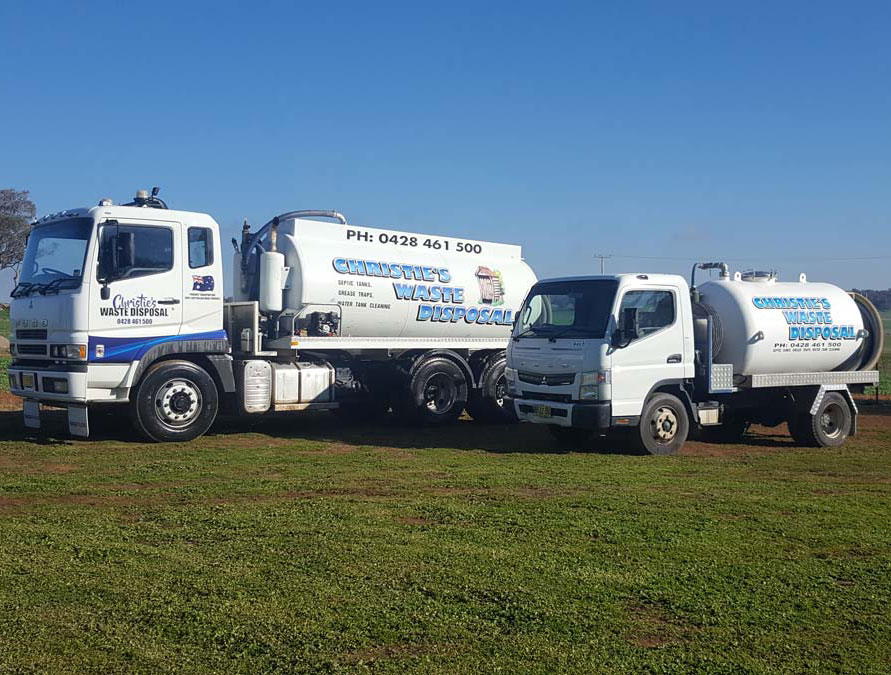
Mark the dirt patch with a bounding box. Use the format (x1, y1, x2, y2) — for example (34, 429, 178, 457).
(0, 391, 21, 411)
(299, 443, 360, 456)
(0, 456, 80, 475)
(397, 516, 434, 526)
(625, 602, 698, 649)
(0, 493, 150, 512)
(340, 643, 441, 665)
(209, 484, 398, 505)
(44, 463, 79, 474)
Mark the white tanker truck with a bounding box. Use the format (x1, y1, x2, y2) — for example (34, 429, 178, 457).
(507, 263, 882, 454)
(7, 189, 536, 441)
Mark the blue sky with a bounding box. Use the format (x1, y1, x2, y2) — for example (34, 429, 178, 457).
(1, 1, 889, 298)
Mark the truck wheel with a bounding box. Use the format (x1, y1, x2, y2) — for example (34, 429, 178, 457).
(788, 392, 851, 448)
(395, 357, 468, 425)
(466, 357, 517, 424)
(633, 393, 689, 455)
(131, 360, 219, 442)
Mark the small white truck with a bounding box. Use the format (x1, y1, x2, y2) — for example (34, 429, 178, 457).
(7, 189, 536, 441)
(506, 264, 883, 454)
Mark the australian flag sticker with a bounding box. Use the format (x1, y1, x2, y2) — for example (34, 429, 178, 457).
(192, 275, 214, 292)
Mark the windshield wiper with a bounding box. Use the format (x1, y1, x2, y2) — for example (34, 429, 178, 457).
(547, 325, 600, 342)
(38, 277, 74, 295)
(512, 324, 561, 341)
(512, 327, 540, 341)
(10, 282, 33, 298)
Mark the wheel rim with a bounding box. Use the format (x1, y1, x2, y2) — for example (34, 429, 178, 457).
(423, 373, 458, 415)
(494, 376, 506, 408)
(650, 406, 678, 443)
(821, 402, 844, 439)
(154, 378, 202, 428)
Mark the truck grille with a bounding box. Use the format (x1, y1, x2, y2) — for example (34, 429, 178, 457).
(16, 329, 47, 340)
(16, 344, 48, 356)
(521, 391, 572, 403)
(518, 371, 576, 386)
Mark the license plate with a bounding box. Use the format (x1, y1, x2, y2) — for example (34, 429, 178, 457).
(534, 404, 552, 418)
(21, 373, 35, 389)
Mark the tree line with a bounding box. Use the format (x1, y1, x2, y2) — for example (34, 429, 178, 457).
(852, 289, 891, 311)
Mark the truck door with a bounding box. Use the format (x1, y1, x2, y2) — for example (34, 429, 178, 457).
(89, 218, 183, 363)
(609, 286, 685, 418)
(181, 223, 224, 335)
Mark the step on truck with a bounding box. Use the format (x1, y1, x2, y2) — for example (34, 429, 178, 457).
(7, 189, 537, 441)
(506, 264, 882, 454)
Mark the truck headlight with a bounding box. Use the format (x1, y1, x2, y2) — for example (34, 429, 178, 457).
(504, 366, 519, 396)
(580, 370, 610, 400)
(50, 344, 87, 360)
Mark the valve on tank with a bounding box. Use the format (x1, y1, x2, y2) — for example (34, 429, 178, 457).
(309, 311, 339, 337)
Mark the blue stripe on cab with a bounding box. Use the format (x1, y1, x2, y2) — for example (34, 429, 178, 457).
(88, 330, 228, 362)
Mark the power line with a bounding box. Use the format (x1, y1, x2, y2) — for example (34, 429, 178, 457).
(593, 253, 612, 273)
(608, 254, 889, 262)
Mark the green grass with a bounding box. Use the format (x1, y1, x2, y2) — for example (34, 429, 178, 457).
(0, 357, 9, 392)
(0, 411, 890, 673)
(0, 305, 9, 339)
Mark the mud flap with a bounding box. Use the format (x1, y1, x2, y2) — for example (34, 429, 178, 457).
(68, 405, 89, 438)
(808, 384, 858, 436)
(23, 400, 40, 429)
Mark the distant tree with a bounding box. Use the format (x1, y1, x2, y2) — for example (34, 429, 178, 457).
(0, 189, 36, 281)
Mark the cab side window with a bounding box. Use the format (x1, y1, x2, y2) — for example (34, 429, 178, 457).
(618, 290, 675, 339)
(188, 227, 214, 268)
(98, 224, 174, 281)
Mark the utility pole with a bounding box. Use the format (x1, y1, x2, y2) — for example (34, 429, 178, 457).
(593, 253, 612, 274)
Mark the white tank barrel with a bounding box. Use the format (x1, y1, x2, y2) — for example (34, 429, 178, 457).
(242, 217, 537, 339)
(697, 273, 881, 376)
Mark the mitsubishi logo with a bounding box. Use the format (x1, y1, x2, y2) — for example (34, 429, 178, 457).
(540, 375, 548, 385)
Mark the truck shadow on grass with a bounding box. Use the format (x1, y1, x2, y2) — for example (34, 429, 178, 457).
(3, 404, 888, 455)
(0, 407, 643, 455)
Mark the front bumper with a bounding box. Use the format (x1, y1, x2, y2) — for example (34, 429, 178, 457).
(7, 365, 88, 404)
(510, 396, 611, 430)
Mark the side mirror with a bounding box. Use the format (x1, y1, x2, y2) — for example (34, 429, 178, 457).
(611, 307, 639, 348)
(97, 220, 119, 294)
(611, 328, 634, 348)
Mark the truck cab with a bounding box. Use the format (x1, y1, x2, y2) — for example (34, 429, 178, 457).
(8, 193, 227, 437)
(507, 269, 880, 454)
(506, 274, 695, 449)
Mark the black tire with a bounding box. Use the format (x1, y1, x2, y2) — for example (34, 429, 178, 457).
(394, 357, 468, 425)
(632, 393, 689, 456)
(466, 356, 517, 424)
(788, 392, 852, 448)
(131, 360, 219, 442)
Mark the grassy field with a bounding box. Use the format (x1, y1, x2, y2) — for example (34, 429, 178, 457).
(0, 304, 9, 339)
(0, 408, 889, 673)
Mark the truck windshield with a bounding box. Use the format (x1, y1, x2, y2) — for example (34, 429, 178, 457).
(514, 279, 619, 339)
(13, 218, 93, 296)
